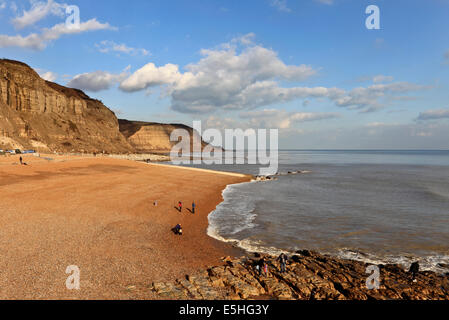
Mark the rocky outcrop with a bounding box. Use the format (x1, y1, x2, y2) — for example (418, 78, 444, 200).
(118, 119, 208, 153)
(150, 251, 449, 300)
(0, 59, 133, 153)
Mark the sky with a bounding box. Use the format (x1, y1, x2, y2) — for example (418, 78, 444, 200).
(1, 0, 449, 149)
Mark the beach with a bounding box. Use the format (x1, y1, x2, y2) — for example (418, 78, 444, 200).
(0, 154, 250, 299)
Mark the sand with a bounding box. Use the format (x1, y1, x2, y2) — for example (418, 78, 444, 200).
(0, 154, 251, 299)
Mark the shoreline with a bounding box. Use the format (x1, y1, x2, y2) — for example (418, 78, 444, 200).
(0, 154, 251, 299)
(1, 153, 447, 300)
(199, 165, 449, 276)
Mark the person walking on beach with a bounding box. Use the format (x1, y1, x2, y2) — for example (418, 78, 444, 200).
(277, 253, 288, 273)
(19, 156, 23, 165)
(178, 201, 182, 212)
(192, 201, 196, 214)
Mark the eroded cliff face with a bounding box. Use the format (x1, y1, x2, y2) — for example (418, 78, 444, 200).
(118, 119, 207, 153)
(0, 59, 133, 153)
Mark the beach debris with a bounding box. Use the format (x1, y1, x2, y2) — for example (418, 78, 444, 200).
(254, 170, 312, 181)
(254, 175, 276, 181)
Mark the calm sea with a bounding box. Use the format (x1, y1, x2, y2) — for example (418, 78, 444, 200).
(176, 150, 449, 273)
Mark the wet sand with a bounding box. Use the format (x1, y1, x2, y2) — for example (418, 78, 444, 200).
(0, 154, 250, 299)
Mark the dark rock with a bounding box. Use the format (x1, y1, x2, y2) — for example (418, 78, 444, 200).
(297, 250, 311, 257)
(150, 252, 449, 301)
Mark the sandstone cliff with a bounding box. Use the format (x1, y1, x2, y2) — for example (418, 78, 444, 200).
(0, 59, 211, 154)
(119, 119, 208, 153)
(0, 59, 133, 153)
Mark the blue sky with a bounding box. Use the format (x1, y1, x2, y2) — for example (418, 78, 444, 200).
(1, 0, 449, 149)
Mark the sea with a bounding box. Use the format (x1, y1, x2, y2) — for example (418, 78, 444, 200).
(173, 150, 449, 273)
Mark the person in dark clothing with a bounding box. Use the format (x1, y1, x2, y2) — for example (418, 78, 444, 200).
(173, 224, 183, 235)
(19, 156, 23, 165)
(277, 253, 288, 273)
(409, 262, 419, 282)
(192, 201, 196, 214)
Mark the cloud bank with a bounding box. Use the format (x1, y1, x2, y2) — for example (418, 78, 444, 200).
(67, 70, 128, 92)
(12, 0, 67, 29)
(96, 40, 150, 56)
(0, 0, 116, 50)
(117, 35, 426, 114)
(417, 108, 449, 121)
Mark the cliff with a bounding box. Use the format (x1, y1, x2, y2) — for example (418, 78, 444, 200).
(118, 119, 208, 153)
(0, 59, 211, 154)
(0, 59, 133, 153)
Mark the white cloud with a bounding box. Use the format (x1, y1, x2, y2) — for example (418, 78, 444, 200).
(116, 34, 428, 115)
(270, 0, 292, 13)
(12, 0, 67, 29)
(417, 108, 449, 121)
(120, 35, 319, 113)
(201, 109, 339, 134)
(204, 116, 242, 131)
(95, 40, 150, 56)
(358, 74, 394, 83)
(39, 71, 57, 82)
(316, 0, 334, 5)
(335, 82, 429, 112)
(0, 2, 6, 10)
(67, 70, 128, 92)
(372, 75, 394, 83)
(239, 109, 340, 129)
(0, 19, 116, 50)
(119, 63, 182, 92)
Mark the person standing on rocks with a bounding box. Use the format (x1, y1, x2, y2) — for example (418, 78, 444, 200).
(277, 253, 288, 273)
(256, 257, 265, 277)
(254, 260, 261, 276)
(409, 262, 419, 282)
